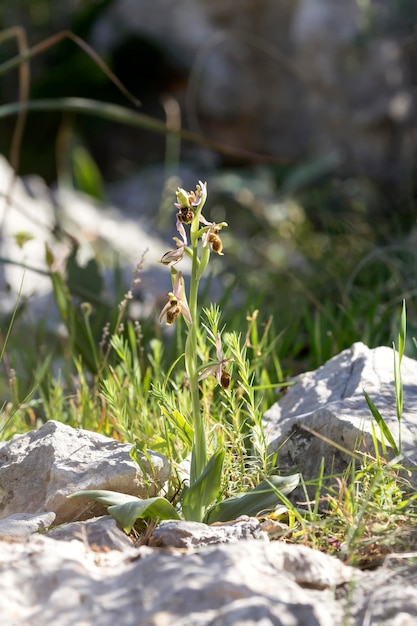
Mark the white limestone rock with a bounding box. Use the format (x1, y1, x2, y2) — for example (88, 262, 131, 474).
(264, 342, 417, 482)
(0, 512, 56, 540)
(0, 535, 355, 626)
(1, 529, 417, 625)
(47, 515, 134, 550)
(149, 517, 268, 548)
(0, 155, 178, 318)
(0, 420, 169, 524)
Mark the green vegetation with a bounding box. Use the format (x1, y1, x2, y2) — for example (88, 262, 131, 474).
(0, 24, 416, 570)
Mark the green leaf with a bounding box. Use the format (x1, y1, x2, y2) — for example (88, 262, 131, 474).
(204, 473, 300, 524)
(130, 441, 159, 480)
(45, 243, 54, 269)
(398, 299, 406, 362)
(363, 390, 399, 456)
(0, 97, 252, 158)
(45, 244, 105, 374)
(72, 145, 105, 201)
(281, 150, 343, 195)
(182, 449, 225, 522)
(67, 489, 139, 507)
(160, 406, 193, 448)
(14, 231, 34, 249)
(393, 345, 403, 423)
(67, 490, 180, 533)
(393, 300, 406, 424)
(66, 249, 104, 298)
(108, 498, 181, 533)
(49, 270, 73, 328)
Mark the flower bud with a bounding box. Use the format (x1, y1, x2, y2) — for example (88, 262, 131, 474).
(176, 187, 191, 208)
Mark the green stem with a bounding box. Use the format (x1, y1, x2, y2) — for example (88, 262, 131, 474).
(186, 215, 207, 488)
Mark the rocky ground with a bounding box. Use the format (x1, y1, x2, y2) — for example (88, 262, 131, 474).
(1, 344, 417, 625)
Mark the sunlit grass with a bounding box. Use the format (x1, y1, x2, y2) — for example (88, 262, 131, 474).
(2, 254, 417, 567)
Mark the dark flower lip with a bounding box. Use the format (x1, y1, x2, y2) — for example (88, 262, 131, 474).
(220, 367, 231, 390)
(162, 301, 182, 326)
(207, 232, 223, 255)
(177, 208, 194, 224)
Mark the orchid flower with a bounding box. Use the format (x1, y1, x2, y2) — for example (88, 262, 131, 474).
(160, 243, 185, 267)
(198, 332, 231, 389)
(160, 228, 188, 267)
(201, 222, 228, 256)
(159, 272, 192, 326)
(175, 182, 206, 210)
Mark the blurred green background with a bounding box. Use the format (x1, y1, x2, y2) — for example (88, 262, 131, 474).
(1, 0, 417, 382)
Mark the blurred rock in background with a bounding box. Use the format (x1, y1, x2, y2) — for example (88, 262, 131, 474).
(293, 0, 417, 208)
(2, 0, 416, 203)
(88, 0, 417, 200)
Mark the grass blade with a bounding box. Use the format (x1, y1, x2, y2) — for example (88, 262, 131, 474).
(0, 97, 280, 163)
(363, 389, 399, 456)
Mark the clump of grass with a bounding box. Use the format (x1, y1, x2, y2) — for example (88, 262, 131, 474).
(280, 440, 417, 569)
(270, 302, 417, 569)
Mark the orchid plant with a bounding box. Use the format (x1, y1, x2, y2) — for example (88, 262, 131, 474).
(68, 181, 299, 531)
(158, 181, 230, 521)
